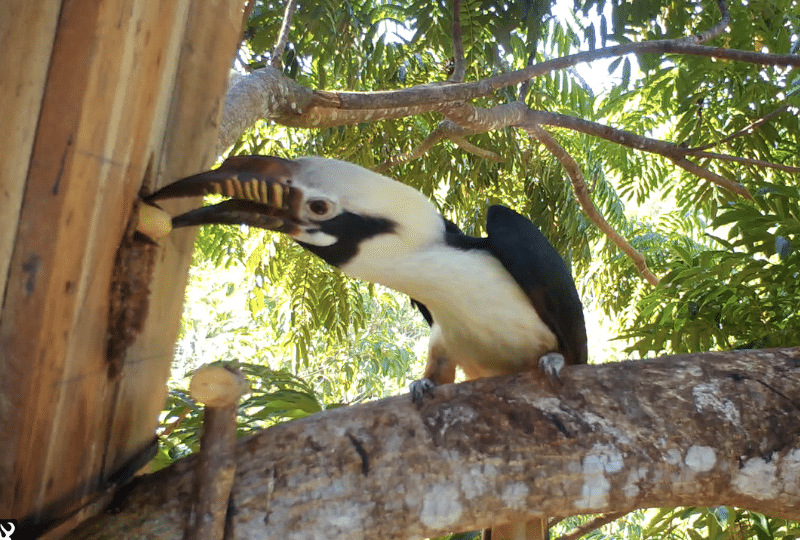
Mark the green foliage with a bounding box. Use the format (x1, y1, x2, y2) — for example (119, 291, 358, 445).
(623, 184, 800, 355)
(644, 507, 800, 540)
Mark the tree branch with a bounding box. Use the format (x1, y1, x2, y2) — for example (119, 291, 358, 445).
(694, 0, 731, 44)
(66, 347, 800, 539)
(449, 0, 466, 83)
(522, 121, 660, 286)
(687, 105, 791, 153)
(690, 151, 800, 175)
(554, 511, 631, 540)
(309, 44, 800, 112)
(522, 109, 753, 199)
(373, 122, 457, 173)
(271, 0, 299, 69)
(450, 136, 504, 162)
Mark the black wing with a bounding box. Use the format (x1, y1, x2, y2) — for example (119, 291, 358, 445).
(486, 205, 588, 365)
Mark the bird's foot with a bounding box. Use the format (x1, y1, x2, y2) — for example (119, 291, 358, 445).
(538, 352, 566, 389)
(409, 377, 436, 406)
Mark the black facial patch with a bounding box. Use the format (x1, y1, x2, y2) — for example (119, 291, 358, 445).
(297, 212, 396, 267)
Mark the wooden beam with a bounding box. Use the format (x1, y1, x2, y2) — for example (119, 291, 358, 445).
(0, 0, 245, 534)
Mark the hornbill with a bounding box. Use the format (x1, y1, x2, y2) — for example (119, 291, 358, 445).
(145, 155, 588, 539)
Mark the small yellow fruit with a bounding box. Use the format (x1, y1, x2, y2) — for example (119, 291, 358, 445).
(136, 202, 173, 239)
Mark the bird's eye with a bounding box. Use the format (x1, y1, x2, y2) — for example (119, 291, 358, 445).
(307, 198, 332, 216)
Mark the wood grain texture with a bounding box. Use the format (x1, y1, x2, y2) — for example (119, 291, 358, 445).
(0, 0, 244, 535)
(65, 348, 800, 539)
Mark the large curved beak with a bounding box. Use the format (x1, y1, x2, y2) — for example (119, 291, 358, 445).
(144, 155, 305, 233)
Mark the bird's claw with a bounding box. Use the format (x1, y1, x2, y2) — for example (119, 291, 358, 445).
(539, 353, 566, 389)
(409, 377, 436, 406)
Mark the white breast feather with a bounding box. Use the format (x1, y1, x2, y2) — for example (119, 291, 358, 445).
(342, 241, 558, 377)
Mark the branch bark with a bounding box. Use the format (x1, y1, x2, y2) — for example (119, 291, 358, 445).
(270, 0, 298, 69)
(522, 122, 660, 286)
(65, 347, 800, 539)
(448, 0, 466, 83)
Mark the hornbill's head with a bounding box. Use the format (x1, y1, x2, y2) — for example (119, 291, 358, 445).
(146, 155, 445, 282)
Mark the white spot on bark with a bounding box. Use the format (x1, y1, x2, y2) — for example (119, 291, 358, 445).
(531, 396, 561, 412)
(501, 482, 529, 508)
(576, 466, 610, 509)
(685, 446, 716, 472)
(693, 383, 741, 424)
(665, 449, 682, 466)
(460, 463, 495, 500)
(576, 444, 622, 509)
(581, 412, 632, 444)
(624, 467, 648, 499)
(420, 483, 462, 529)
(732, 457, 779, 498)
(780, 449, 800, 492)
(327, 501, 367, 529)
(589, 443, 625, 473)
(428, 405, 477, 441)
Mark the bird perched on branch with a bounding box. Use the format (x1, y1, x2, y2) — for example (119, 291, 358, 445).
(145, 155, 588, 539)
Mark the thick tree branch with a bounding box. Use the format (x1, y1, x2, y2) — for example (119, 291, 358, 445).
(66, 347, 800, 539)
(523, 122, 660, 285)
(306, 44, 800, 112)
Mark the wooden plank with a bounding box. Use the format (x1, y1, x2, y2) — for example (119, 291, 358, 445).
(0, 2, 61, 330)
(108, 0, 245, 489)
(0, 0, 244, 534)
(0, 0, 108, 519)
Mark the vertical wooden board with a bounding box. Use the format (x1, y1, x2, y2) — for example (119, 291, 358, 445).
(0, 0, 213, 527)
(0, 0, 245, 532)
(110, 0, 246, 471)
(29, 0, 185, 522)
(0, 2, 61, 302)
(0, 0, 106, 518)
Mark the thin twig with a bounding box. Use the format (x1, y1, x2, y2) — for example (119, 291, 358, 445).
(687, 105, 790, 152)
(553, 512, 631, 540)
(449, 0, 466, 82)
(520, 109, 753, 198)
(671, 157, 753, 199)
(693, 0, 731, 43)
(451, 136, 504, 161)
(272, 0, 299, 69)
(372, 120, 500, 172)
(524, 122, 660, 286)
(690, 150, 800, 174)
(373, 124, 452, 172)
